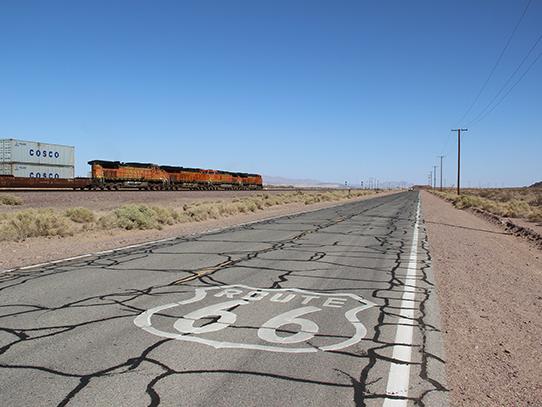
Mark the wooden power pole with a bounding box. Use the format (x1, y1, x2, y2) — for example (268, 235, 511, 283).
(451, 128, 467, 195)
(438, 155, 444, 191)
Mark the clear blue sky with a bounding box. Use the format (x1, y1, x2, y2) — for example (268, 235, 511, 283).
(1, 1, 540, 186)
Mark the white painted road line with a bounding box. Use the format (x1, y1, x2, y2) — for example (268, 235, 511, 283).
(383, 199, 421, 406)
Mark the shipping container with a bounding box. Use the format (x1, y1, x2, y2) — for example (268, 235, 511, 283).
(0, 163, 75, 179)
(0, 139, 75, 166)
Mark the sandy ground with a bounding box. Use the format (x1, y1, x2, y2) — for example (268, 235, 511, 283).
(0, 191, 395, 271)
(421, 191, 542, 406)
(0, 190, 291, 213)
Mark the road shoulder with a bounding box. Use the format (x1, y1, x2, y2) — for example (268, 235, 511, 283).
(421, 191, 542, 406)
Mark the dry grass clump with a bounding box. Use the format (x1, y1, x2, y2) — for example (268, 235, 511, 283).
(98, 204, 181, 230)
(94, 190, 373, 231)
(0, 189, 379, 240)
(468, 187, 542, 204)
(0, 209, 73, 241)
(433, 190, 542, 222)
(184, 203, 221, 221)
(0, 194, 22, 206)
(65, 207, 95, 223)
(527, 211, 542, 222)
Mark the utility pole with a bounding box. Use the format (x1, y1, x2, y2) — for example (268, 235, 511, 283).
(433, 165, 437, 189)
(451, 128, 468, 195)
(437, 155, 444, 191)
(428, 172, 432, 188)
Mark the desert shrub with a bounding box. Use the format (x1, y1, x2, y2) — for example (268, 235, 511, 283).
(495, 191, 514, 203)
(236, 202, 248, 213)
(477, 190, 492, 198)
(98, 204, 180, 230)
(304, 196, 320, 205)
(433, 189, 541, 220)
(184, 204, 211, 221)
(320, 193, 334, 202)
(528, 194, 542, 207)
(501, 200, 531, 218)
(252, 198, 265, 210)
(0, 194, 22, 206)
(206, 205, 221, 219)
(112, 205, 158, 229)
(216, 202, 238, 216)
(0, 190, 377, 241)
(65, 207, 95, 223)
(151, 206, 180, 225)
(0, 209, 73, 241)
(245, 200, 258, 212)
(527, 209, 542, 222)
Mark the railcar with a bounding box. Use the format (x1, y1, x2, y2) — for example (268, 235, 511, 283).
(88, 160, 169, 190)
(88, 160, 263, 190)
(0, 174, 91, 189)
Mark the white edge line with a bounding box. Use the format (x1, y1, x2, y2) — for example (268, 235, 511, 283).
(382, 198, 421, 407)
(1, 196, 377, 275)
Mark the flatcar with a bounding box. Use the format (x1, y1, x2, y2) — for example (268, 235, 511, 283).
(0, 174, 91, 189)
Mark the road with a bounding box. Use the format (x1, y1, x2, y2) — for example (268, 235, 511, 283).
(0, 191, 447, 406)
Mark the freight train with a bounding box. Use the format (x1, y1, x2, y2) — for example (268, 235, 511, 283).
(0, 160, 263, 190)
(89, 160, 263, 190)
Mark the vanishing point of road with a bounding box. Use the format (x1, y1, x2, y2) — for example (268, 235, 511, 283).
(0, 191, 448, 406)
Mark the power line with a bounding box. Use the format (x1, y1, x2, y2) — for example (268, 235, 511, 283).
(468, 35, 542, 126)
(456, 0, 533, 126)
(440, 130, 456, 157)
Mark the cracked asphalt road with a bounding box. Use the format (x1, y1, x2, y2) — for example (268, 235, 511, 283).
(0, 191, 447, 406)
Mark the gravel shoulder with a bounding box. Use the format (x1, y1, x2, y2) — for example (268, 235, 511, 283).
(0, 191, 396, 271)
(421, 191, 542, 406)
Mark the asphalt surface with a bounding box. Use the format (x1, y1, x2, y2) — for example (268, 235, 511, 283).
(0, 191, 447, 406)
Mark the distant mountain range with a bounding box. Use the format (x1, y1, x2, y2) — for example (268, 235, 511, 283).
(530, 181, 542, 188)
(263, 175, 343, 188)
(263, 175, 411, 189)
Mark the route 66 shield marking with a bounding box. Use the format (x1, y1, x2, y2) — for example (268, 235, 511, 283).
(134, 285, 376, 353)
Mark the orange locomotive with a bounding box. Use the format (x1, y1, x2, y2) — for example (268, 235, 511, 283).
(88, 160, 263, 190)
